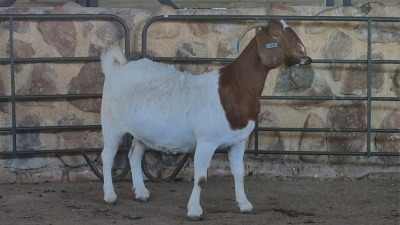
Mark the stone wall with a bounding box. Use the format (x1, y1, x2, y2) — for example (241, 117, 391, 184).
(0, 2, 399, 183)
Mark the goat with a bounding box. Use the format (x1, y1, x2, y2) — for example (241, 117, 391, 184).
(100, 19, 311, 220)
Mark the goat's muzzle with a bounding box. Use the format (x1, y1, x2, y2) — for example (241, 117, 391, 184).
(286, 56, 312, 67)
(299, 56, 312, 65)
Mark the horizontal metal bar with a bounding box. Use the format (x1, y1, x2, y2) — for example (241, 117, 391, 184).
(20, 125, 101, 132)
(0, 147, 131, 157)
(1, 94, 398, 102)
(1, 147, 398, 157)
(144, 15, 400, 23)
(242, 150, 400, 156)
(256, 127, 400, 133)
(141, 148, 399, 157)
(0, 125, 101, 133)
(312, 59, 400, 64)
(144, 57, 400, 65)
(6, 146, 390, 156)
(0, 13, 127, 21)
(1, 126, 397, 134)
(260, 96, 400, 101)
(0, 56, 99, 64)
(0, 148, 103, 156)
(0, 94, 102, 102)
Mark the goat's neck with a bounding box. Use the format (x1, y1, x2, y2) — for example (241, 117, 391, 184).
(222, 39, 271, 95)
(218, 38, 271, 130)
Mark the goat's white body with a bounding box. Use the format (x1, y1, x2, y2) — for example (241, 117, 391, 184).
(102, 58, 254, 152)
(100, 49, 254, 219)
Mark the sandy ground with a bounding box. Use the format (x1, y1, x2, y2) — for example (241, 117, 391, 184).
(0, 176, 399, 225)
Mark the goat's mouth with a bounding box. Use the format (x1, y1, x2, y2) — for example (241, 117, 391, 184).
(286, 56, 312, 66)
(299, 56, 312, 65)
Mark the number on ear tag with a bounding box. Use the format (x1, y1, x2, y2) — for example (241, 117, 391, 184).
(265, 43, 278, 49)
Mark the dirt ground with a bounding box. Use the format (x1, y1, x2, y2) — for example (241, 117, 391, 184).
(0, 176, 399, 225)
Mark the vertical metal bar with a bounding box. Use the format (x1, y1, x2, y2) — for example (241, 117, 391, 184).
(87, 0, 98, 7)
(366, 19, 372, 157)
(342, 0, 352, 6)
(254, 17, 260, 157)
(158, 0, 179, 9)
(254, 121, 259, 157)
(75, 0, 87, 7)
(326, 0, 335, 7)
(8, 17, 17, 154)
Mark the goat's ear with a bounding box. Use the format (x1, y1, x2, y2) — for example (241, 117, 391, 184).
(255, 27, 284, 68)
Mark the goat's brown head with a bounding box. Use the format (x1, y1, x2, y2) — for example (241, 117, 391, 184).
(238, 19, 312, 68)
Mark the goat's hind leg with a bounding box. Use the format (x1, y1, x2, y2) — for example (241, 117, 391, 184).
(228, 140, 253, 213)
(128, 140, 149, 202)
(101, 130, 124, 203)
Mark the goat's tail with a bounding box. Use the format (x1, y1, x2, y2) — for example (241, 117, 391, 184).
(100, 46, 128, 77)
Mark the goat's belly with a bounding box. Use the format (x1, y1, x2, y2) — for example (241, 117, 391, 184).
(136, 132, 197, 153)
(126, 120, 197, 153)
(128, 119, 255, 154)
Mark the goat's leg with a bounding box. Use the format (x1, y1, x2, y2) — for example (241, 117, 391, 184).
(101, 130, 123, 203)
(228, 140, 253, 213)
(128, 140, 149, 202)
(187, 143, 216, 220)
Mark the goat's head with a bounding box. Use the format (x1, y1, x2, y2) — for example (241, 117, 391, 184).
(238, 19, 312, 68)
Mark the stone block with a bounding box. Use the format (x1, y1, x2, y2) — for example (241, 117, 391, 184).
(248, 110, 284, 161)
(38, 6, 77, 57)
(299, 113, 328, 163)
(148, 5, 181, 39)
(392, 66, 400, 96)
(0, 8, 31, 33)
(375, 110, 400, 165)
(82, 21, 94, 38)
(96, 22, 124, 45)
(327, 103, 366, 164)
(6, 115, 51, 170)
(56, 115, 99, 168)
(340, 63, 384, 96)
(68, 62, 104, 113)
(354, 3, 400, 43)
(275, 66, 332, 109)
(174, 39, 209, 74)
(17, 63, 57, 95)
(6, 39, 35, 73)
(0, 78, 8, 113)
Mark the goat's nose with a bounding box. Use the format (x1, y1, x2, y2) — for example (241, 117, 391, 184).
(300, 56, 312, 65)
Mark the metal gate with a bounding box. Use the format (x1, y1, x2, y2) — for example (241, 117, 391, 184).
(141, 15, 400, 158)
(0, 14, 132, 179)
(0, 14, 399, 182)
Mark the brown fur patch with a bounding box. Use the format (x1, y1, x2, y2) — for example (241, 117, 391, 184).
(218, 39, 269, 130)
(218, 20, 311, 130)
(197, 177, 207, 189)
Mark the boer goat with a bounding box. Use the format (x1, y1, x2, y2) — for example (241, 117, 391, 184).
(100, 19, 311, 220)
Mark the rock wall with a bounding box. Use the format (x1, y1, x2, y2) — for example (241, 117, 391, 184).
(0, 2, 399, 183)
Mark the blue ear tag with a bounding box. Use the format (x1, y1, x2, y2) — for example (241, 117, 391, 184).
(236, 37, 241, 53)
(265, 43, 278, 49)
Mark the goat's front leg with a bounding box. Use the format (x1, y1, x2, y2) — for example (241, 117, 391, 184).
(128, 140, 149, 202)
(187, 143, 216, 220)
(228, 140, 253, 213)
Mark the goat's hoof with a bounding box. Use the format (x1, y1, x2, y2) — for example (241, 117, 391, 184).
(134, 190, 150, 202)
(239, 201, 253, 213)
(104, 192, 117, 203)
(187, 215, 203, 221)
(106, 201, 117, 206)
(134, 188, 150, 203)
(135, 197, 149, 203)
